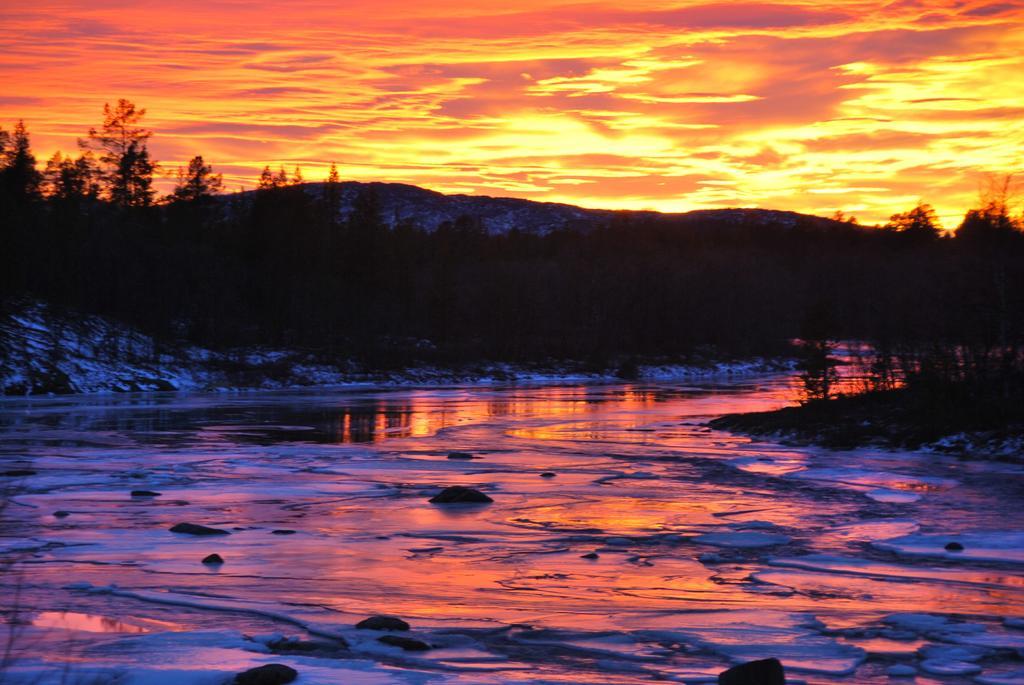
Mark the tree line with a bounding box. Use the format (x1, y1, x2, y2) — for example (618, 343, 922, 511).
(1, 101, 1023, 402)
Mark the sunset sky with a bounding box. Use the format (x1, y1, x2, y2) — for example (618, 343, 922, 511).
(2, 0, 1022, 225)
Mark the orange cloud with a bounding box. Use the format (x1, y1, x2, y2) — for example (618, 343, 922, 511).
(1, 0, 1022, 225)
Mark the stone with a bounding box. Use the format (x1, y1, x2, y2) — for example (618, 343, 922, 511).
(131, 490, 162, 497)
(2, 469, 36, 477)
(718, 658, 785, 685)
(271, 529, 296, 535)
(540, 472, 557, 478)
(945, 541, 964, 552)
(447, 451, 478, 460)
(233, 664, 298, 685)
(581, 552, 599, 559)
(53, 510, 71, 518)
(202, 553, 224, 565)
(378, 635, 431, 651)
(887, 664, 916, 677)
(169, 522, 231, 536)
(269, 637, 345, 653)
(428, 486, 493, 504)
(356, 615, 410, 631)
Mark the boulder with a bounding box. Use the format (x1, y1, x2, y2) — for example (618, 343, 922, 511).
(2, 469, 36, 477)
(945, 541, 964, 552)
(269, 637, 346, 653)
(202, 554, 224, 565)
(447, 452, 478, 460)
(131, 490, 162, 497)
(378, 635, 431, 651)
(271, 530, 296, 535)
(718, 658, 785, 685)
(540, 472, 557, 478)
(53, 511, 71, 518)
(234, 664, 298, 685)
(428, 486, 493, 504)
(169, 523, 231, 536)
(356, 615, 410, 631)
(580, 552, 599, 560)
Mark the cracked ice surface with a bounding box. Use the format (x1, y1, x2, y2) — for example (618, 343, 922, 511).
(1, 374, 1022, 684)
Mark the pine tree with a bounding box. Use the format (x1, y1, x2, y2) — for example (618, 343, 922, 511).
(172, 155, 223, 202)
(274, 166, 288, 188)
(258, 165, 275, 190)
(113, 140, 156, 207)
(324, 162, 341, 226)
(81, 99, 157, 207)
(43, 151, 100, 201)
(0, 120, 42, 204)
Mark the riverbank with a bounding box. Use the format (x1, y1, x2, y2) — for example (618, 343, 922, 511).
(710, 386, 1024, 458)
(1, 302, 794, 395)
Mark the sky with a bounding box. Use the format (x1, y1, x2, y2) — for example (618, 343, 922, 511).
(1, 1, 1022, 226)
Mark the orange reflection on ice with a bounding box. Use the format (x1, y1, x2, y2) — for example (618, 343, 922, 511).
(327, 386, 662, 443)
(31, 611, 175, 634)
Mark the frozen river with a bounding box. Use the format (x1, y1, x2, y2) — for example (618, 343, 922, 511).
(1, 374, 1023, 684)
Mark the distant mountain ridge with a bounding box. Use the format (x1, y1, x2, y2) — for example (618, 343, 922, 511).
(275, 181, 854, 235)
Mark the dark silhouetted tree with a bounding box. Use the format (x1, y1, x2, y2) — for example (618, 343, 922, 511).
(323, 162, 341, 226)
(0, 121, 42, 205)
(884, 202, 941, 242)
(171, 155, 223, 203)
(43, 151, 100, 202)
(799, 300, 840, 402)
(956, 173, 1022, 243)
(258, 165, 275, 190)
(81, 99, 157, 207)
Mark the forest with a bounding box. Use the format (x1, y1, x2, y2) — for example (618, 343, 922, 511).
(1, 101, 1023, 413)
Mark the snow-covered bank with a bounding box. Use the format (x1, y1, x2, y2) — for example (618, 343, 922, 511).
(0, 302, 793, 396)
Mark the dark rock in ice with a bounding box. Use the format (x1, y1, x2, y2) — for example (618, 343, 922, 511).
(271, 529, 296, 535)
(131, 490, 162, 497)
(169, 522, 231, 536)
(234, 664, 298, 685)
(540, 472, 557, 478)
(357, 615, 411, 631)
(429, 486, 493, 504)
(53, 510, 71, 518)
(378, 635, 431, 651)
(581, 552, 599, 559)
(718, 657, 785, 685)
(945, 541, 964, 552)
(202, 553, 224, 565)
(2, 469, 36, 477)
(269, 637, 347, 653)
(447, 451, 478, 460)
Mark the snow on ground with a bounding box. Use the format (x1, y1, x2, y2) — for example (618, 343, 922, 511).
(0, 301, 793, 396)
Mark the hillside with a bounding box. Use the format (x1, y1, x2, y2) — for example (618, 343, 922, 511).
(276, 181, 856, 235)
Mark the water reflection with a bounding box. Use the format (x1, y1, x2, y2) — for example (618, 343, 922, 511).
(182, 385, 732, 445)
(31, 611, 172, 634)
